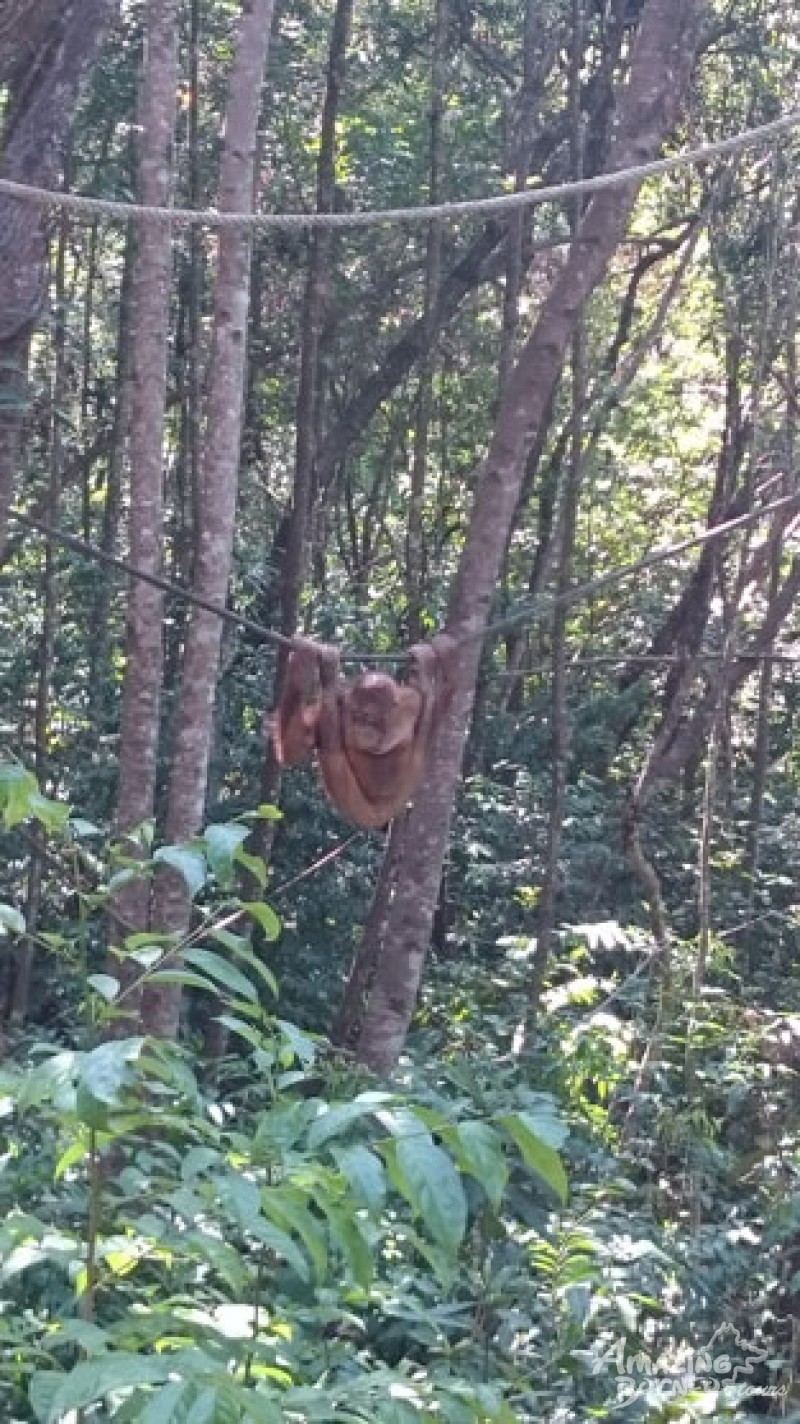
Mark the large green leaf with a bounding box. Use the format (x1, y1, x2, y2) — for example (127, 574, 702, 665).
(261, 1188, 328, 1280)
(28, 790, 70, 832)
(203, 822, 251, 888)
(391, 1128, 467, 1255)
(500, 1113, 569, 1203)
(36, 1354, 172, 1421)
(153, 844, 207, 898)
(211, 930, 279, 996)
(78, 1038, 145, 1107)
(307, 1091, 394, 1148)
(446, 1120, 508, 1209)
(183, 947, 259, 1002)
(0, 762, 40, 827)
(331, 1144, 387, 1211)
(322, 1201, 374, 1289)
(241, 900, 281, 940)
(138, 1381, 189, 1423)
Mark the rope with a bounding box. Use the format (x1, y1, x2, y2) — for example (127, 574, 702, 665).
(9, 488, 799, 662)
(480, 488, 800, 643)
(9, 508, 294, 652)
(1, 110, 798, 232)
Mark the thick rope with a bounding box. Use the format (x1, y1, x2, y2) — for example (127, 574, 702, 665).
(0, 110, 798, 231)
(9, 489, 799, 661)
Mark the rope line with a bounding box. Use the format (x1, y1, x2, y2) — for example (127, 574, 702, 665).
(9, 489, 799, 661)
(1, 109, 798, 231)
(480, 488, 800, 643)
(9, 508, 293, 651)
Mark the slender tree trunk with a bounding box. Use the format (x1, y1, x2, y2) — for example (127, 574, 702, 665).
(354, 0, 704, 1072)
(406, 0, 448, 640)
(528, 0, 586, 1023)
(80, 219, 99, 540)
(495, 0, 542, 695)
(106, 0, 180, 1026)
(142, 0, 277, 1039)
(87, 228, 134, 731)
(745, 559, 778, 914)
(260, 0, 353, 818)
(9, 207, 68, 1026)
(0, 0, 121, 555)
(186, 0, 203, 570)
(331, 822, 405, 1048)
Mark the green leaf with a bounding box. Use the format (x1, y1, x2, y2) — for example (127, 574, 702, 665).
(261, 1189, 328, 1280)
(0, 903, 25, 935)
(153, 844, 207, 898)
(211, 931, 279, 995)
(308, 1091, 394, 1149)
(55, 1138, 89, 1179)
(29, 790, 70, 832)
(29, 1370, 60, 1423)
(108, 867, 148, 894)
(78, 1038, 145, 1110)
(241, 899, 281, 940)
(391, 1127, 467, 1255)
(215, 1013, 266, 1050)
(229, 1383, 284, 1422)
(275, 1019, 316, 1066)
(500, 1113, 569, 1204)
(250, 803, 283, 821)
(18, 1051, 78, 1112)
(42, 1354, 172, 1420)
(50, 1318, 110, 1353)
(249, 1219, 312, 1283)
(233, 845, 269, 887)
(187, 1231, 248, 1293)
(514, 1100, 569, 1149)
(323, 1202, 374, 1289)
(86, 973, 120, 1002)
(139, 1381, 189, 1423)
(183, 947, 259, 1002)
(331, 1144, 387, 1211)
(148, 969, 219, 992)
(0, 762, 40, 827)
(68, 817, 104, 838)
(123, 930, 175, 949)
(124, 943, 165, 968)
(447, 1120, 508, 1209)
(203, 822, 251, 888)
(220, 1172, 262, 1231)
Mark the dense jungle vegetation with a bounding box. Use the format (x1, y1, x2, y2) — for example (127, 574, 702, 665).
(0, 0, 799, 1418)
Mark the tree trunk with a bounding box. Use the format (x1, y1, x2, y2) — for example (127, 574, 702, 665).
(406, 0, 448, 640)
(260, 0, 353, 822)
(529, 0, 587, 1022)
(142, 0, 277, 1040)
(9, 206, 68, 1026)
(354, 0, 704, 1073)
(331, 822, 406, 1048)
(87, 222, 135, 730)
(0, 0, 121, 554)
(106, 0, 180, 1028)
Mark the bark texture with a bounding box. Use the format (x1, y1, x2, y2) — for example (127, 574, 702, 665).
(0, 0, 121, 552)
(354, 0, 705, 1072)
(406, 0, 448, 639)
(262, 0, 353, 817)
(142, 0, 277, 1039)
(108, 0, 180, 1025)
